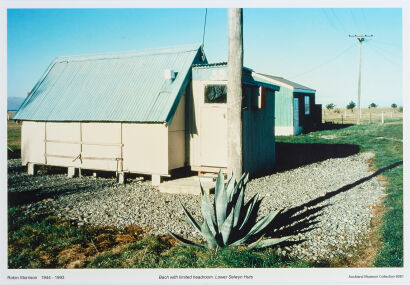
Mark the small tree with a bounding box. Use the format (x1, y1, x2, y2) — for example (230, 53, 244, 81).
(391, 103, 397, 110)
(347, 101, 356, 112)
(369, 102, 377, 108)
(326, 103, 335, 110)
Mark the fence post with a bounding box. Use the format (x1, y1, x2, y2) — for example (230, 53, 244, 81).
(381, 112, 384, 124)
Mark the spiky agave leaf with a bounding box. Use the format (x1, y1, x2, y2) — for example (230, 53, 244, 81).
(168, 231, 206, 248)
(220, 209, 235, 245)
(232, 184, 245, 228)
(245, 209, 281, 239)
(200, 184, 217, 236)
(230, 208, 280, 246)
(229, 173, 248, 201)
(247, 236, 290, 250)
(200, 218, 219, 249)
(214, 170, 228, 230)
(178, 199, 202, 233)
(238, 193, 259, 231)
(225, 174, 237, 202)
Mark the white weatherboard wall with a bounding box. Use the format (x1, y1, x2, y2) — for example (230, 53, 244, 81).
(168, 93, 186, 170)
(21, 121, 172, 176)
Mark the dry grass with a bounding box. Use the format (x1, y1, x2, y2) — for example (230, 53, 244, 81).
(323, 107, 402, 125)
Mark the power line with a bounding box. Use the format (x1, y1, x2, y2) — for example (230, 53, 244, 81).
(370, 42, 401, 58)
(292, 45, 354, 79)
(202, 8, 208, 47)
(349, 9, 360, 30)
(330, 8, 347, 33)
(367, 44, 401, 67)
(371, 39, 401, 48)
(360, 8, 368, 28)
(321, 8, 340, 32)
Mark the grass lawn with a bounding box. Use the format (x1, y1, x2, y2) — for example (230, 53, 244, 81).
(7, 120, 403, 268)
(7, 115, 21, 152)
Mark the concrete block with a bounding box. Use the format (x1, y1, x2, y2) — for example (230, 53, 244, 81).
(159, 176, 215, 195)
(27, 163, 37, 175)
(117, 172, 126, 184)
(67, 167, 75, 178)
(152, 174, 161, 186)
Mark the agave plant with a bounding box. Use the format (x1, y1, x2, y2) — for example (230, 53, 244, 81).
(169, 171, 289, 250)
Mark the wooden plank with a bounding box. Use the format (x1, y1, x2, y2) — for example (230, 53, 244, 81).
(44, 139, 124, 147)
(191, 165, 228, 173)
(45, 153, 123, 161)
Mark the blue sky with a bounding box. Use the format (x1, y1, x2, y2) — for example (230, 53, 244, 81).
(7, 8, 402, 107)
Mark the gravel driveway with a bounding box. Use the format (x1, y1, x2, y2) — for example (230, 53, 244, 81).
(8, 152, 385, 262)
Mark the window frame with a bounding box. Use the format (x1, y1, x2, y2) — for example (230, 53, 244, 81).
(204, 84, 227, 104)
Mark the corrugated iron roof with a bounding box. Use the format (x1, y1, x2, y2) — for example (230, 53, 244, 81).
(255, 73, 315, 92)
(13, 44, 205, 124)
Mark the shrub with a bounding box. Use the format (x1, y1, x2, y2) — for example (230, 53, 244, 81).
(346, 101, 356, 112)
(169, 171, 289, 250)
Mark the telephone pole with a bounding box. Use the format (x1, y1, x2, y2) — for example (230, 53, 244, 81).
(227, 8, 243, 180)
(349, 34, 373, 125)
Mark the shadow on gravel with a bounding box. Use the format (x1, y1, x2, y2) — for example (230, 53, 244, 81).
(273, 143, 360, 173)
(262, 160, 403, 246)
(8, 183, 94, 207)
(8, 149, 21, 159)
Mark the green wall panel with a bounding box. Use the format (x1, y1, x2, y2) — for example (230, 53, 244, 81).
(275, 87, 293, 126)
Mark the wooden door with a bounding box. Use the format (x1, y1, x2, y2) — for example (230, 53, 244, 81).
(200, 106, 227, 167)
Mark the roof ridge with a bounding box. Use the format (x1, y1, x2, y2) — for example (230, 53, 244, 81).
(54, 43, 202, 63)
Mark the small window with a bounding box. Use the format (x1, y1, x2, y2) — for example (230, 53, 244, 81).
(304, 95, 310, 115)
(251, 86, 266, 110)
(204, 85, 227, 103)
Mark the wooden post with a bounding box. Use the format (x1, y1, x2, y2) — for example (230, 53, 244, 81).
(117, 172, 126, 184)
(381, 112, 384, 124)
(227, 8, 243, 181)
(356, 38, 363, 125)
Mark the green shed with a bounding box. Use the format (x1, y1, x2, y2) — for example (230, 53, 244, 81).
(254, 73, 321, 136)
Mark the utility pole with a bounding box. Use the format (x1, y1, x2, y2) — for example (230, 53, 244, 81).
(227, 8, 243, 180)
(349, 34, 373, 125)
